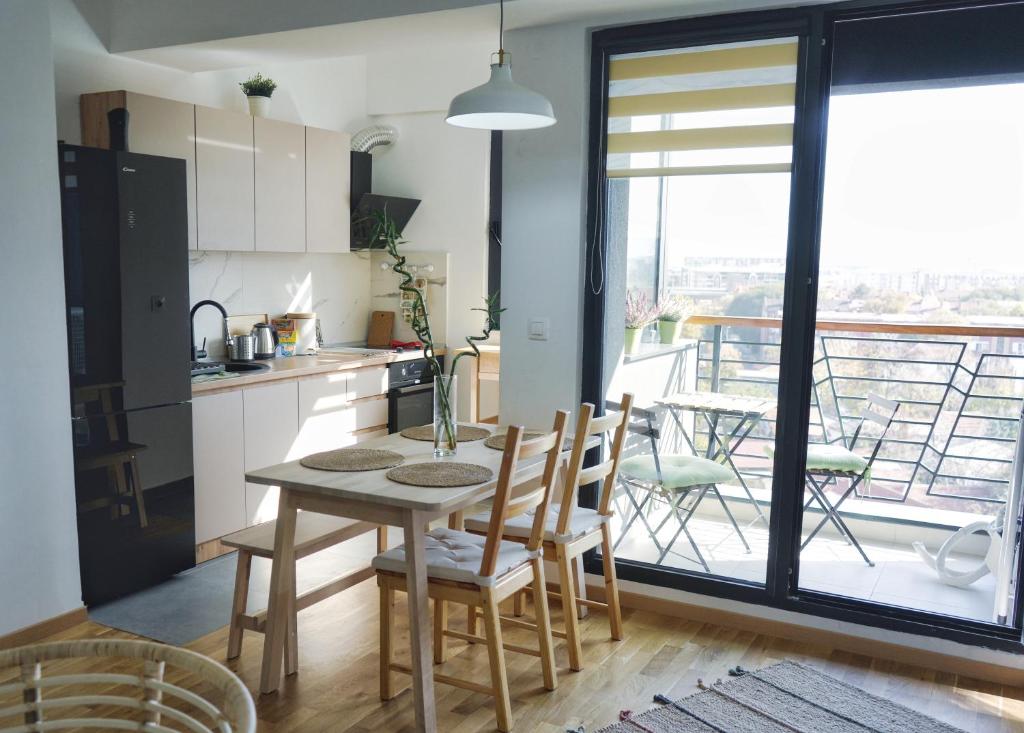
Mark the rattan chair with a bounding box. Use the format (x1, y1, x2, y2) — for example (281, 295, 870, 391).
(0, 639, 256, 732)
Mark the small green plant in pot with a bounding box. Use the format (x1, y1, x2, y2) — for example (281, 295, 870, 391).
(656, 295, 691, 344)
(239, 73, 277, 118)
(624, 290, 656, 355)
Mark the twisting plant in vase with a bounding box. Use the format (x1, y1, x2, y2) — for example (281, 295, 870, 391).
(372, 210, 504, 457)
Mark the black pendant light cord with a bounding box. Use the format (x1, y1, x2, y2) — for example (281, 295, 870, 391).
(498, 0, 505, 64)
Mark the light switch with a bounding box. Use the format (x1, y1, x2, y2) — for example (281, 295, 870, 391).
(528, 318, 549, 341)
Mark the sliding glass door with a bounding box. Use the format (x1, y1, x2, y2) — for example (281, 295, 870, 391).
(585, 0, 1024, 648)
(795, 3, 1024, 627)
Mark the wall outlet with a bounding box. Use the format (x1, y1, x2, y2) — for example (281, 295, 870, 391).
(528, 318, 550, 341)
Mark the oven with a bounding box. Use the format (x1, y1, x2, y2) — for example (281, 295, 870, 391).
(387, 356, 443, 433)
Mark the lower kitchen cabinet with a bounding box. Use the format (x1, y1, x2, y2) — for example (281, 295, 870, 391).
(192, 366, 391, 548)
(242, 381, 299, 526)
(192, 390, 246, 544)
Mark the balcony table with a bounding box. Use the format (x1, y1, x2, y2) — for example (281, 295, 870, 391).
(655, 391, 776, 526)
(245, 425, 585, 732)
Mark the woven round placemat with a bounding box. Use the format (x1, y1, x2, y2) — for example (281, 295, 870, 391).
(399, 424, 492, 443)
(484, 431, 574, 452)
(300, 448, 405, 472)
(385, 461, 493, 488)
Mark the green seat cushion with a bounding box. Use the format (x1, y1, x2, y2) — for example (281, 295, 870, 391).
(805, 444, 868, 474)
(619, 454, 734, 489)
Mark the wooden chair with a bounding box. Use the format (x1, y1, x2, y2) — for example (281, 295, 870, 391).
(373, 413, 569, 733)
(464, 394, 634, 672)
(221, 513, 387, 668)
(72, 382, 149, 528)
(0, 639, 255, 732)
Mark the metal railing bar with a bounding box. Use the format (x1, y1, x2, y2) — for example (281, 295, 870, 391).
(829, 375, 951, 386)
(822, 355, 959, 366)
(942, 454, 1014, 464)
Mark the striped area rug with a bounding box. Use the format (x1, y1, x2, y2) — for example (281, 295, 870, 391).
(597, 661, 965, 733)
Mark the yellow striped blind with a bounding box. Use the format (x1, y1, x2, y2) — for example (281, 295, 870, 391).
(607, 39, 798, 178)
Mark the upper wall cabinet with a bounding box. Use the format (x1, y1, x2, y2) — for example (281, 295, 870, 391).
(80, 91, 198, 250)
(254, 117, 305, 252)
(195, 105, 255, 252)
(306, 126, 351, 253)
(81, 92, 351, 255)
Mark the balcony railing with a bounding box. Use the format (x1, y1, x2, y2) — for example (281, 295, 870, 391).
(687, 314, 1024, 511)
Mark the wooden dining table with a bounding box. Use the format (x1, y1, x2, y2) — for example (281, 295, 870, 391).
(245, 425, 567, 733)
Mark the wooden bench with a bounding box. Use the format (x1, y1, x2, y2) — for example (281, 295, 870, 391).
(221, 512, 386, 660)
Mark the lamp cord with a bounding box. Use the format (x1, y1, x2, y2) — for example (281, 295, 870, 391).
(499, 0, 504, 53)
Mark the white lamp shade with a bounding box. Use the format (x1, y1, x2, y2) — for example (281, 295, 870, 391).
(446, 63, 556, 130)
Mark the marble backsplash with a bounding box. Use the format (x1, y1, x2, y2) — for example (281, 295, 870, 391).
(189, 250, 372, 359)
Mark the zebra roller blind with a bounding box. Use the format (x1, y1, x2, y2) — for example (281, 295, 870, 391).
(606, 38, 798, 179)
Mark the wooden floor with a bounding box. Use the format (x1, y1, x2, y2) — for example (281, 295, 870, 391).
(24, 580, 1024, 732)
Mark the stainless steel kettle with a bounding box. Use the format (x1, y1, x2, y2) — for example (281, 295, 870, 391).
(251, 323, 278, 359)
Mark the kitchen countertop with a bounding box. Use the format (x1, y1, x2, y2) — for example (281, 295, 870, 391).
(191, 349, 443, 396)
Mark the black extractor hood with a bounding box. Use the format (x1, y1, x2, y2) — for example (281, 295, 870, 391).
(350, 150, 420, 250)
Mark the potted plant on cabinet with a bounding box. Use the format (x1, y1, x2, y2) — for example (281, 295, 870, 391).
(624, 290, 655, 355)
(656, 295, 691, 344)
(372, 210, 503, 458)
(239, 73, 277, 118)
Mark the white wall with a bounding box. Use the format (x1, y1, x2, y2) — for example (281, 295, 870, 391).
(0, 0, 83, 635)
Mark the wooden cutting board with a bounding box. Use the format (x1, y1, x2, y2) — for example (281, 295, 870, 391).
(367, 311, 395, 349)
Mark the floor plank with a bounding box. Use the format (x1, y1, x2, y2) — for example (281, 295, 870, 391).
(9, 579, 1024, 732)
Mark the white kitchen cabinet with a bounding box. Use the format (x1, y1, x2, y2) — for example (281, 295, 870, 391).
(242, 381, 299, 526)
(192, 391, 246, 544)
(80, 91, 198, 250)
(296, 371, 389, 456)
(348, 366, 388, 401)
(254, 117, 305, 253)
(305, 126, 351, 253)
(195, 105, 254, 251)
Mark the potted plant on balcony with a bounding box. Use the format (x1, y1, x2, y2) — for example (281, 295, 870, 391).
(656, 295, 691, 344)
(372, 210, 502, 457)
(239, 73, 277, 118)
(624, 290, 655, 355)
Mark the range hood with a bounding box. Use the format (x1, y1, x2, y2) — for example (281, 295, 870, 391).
(350, 150, 420, 250)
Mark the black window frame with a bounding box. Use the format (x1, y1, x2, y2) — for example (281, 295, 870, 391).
(581, 0, 1024, 653)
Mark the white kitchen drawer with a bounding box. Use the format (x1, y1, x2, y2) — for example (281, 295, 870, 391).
(349, 366, 388, 400)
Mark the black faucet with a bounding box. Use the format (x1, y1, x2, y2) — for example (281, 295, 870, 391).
(190, 299, 229, 360)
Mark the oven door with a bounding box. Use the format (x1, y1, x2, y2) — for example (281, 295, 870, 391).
(388, 382, 434, 433)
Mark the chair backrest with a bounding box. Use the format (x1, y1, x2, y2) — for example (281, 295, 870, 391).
(557, 394, 635, 531)
(479, 411, 570, 575)
(608, 398, 662, 481)
(849, 393, 900, 464)
(0, 639, 256, 733)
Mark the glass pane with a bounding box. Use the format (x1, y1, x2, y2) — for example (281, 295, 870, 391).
(602, 37, 798, 586)
(797, 10, 1024, 626)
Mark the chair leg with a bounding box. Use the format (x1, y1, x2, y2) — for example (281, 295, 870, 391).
(531, 558, 557, 691)
(710, 486, 750, 552)
(556, 544, 584, 672)
(226, 550, 252, 659)
(379, 582, 395, 701)
(481, 588, 512, 733)
(433, 598, 448, 664)
(600, 524, 624, 641)
(467, 604, 478, 641)
(513, 589, 526, 617)
(128, 457, 148, 528)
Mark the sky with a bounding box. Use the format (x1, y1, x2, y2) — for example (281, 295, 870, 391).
(628, 82, 1024, 275)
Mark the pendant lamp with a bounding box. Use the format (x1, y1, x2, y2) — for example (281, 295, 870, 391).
(446, 0, 556, 130)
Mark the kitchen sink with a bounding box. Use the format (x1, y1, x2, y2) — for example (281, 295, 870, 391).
(222, 362, 270, 373)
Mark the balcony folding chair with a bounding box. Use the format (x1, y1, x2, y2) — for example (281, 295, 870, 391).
(612, 401, 750, 573)
(802, 393, 899, 567)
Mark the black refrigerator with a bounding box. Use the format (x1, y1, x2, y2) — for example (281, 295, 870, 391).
(59, 144, 195, 606)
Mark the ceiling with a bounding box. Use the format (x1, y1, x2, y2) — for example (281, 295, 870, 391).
(75, 0, 817, 72)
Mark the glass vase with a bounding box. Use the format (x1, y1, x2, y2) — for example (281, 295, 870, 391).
(433, 374, 457, 458)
